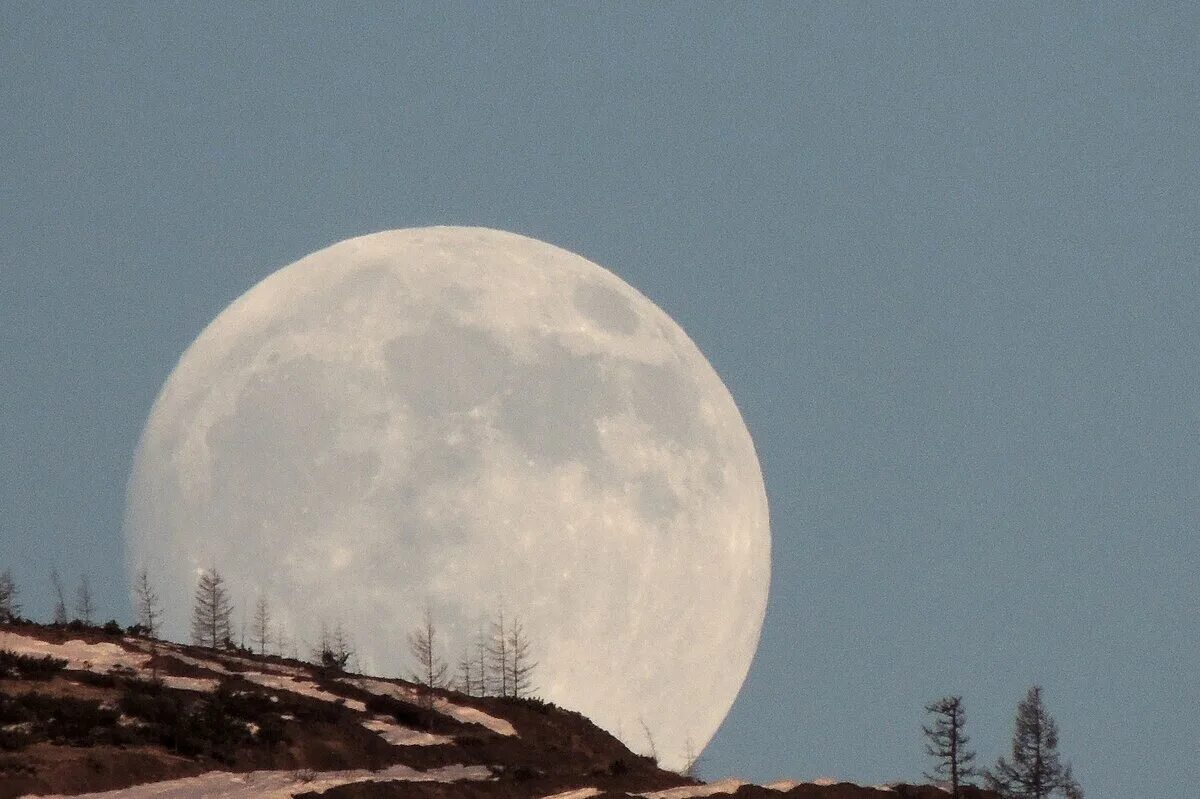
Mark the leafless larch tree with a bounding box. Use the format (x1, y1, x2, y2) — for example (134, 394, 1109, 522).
(409, 607, 449, 694)
(0, 569, 20, 622)
(134, 567, 161, 637)
(923, 695, 977, 798)
(49, 569, 68, 625)
(252, 595, 272, 656)
(191, 568, 234, 649)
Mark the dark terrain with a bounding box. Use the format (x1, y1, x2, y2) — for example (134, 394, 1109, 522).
(0, 620, 998, 799)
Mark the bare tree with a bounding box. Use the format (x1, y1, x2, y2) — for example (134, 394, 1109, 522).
(252, 596, 272, 656)
(50, 569, 68, 625)
(923, 696, 977, 798)
(455, 646, 476, 696)
(681, 736, 703, 780)
(987, 686, 1082, 799)
(74, 574, 95, 625)
(507, 615, 536, 698)
(409, 606, 449, 692)
(134, 567, 161, 636)
(275, 622, 292, 659)
(474, 623, 490, 695)
(336, 623, 358, 673)
(487, 609, 510, 697)
(639, 718, 659, 765)
(0, 569, 19, 622)
(191, 568, 234, 649)
(314, 620, 354, 671)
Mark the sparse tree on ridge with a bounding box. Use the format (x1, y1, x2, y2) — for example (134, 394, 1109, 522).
(487, 609, 510, 697)
(334, 624, 356, 671)
(639, 718, 659, 765)
(923, 696, 977, 798)
(275, 622, 293, 660)
(50, 570, 68, 625)
(0, 569, 20, 622)
(134, 567, 161, 637)
(987, 686, 1082, 799)
(475, 624, 490, 695)
(191, 568, 234, 649)
(682, 736, 702, 779)
(455, 646, 476, 696)
(315, 620, 354, 671)
(252, 596, 272, 656)
(409, 606, 449, 692)
(506, 615, 536, 698)
(74, 574, 95, 625)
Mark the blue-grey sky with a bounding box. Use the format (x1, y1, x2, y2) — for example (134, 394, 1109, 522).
(2, 4, 1196, 797)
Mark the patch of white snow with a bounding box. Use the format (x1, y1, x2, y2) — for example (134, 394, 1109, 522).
(0, 632, 148, 673)
(159, 675, 221, 693)
(639, 779, 748, 798)
(542, 788, 603, 799)
(765, 780, 802, 791)
(342, 676, 517, 736)
(241, 672, 367, 713)
(362, 717, 454, 747)
(25, 762, 492, 798)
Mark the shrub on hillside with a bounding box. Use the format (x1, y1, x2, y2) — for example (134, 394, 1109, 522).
(0, 649, 68, 679)
(0, 693, 122, 747)
(363, 692, 435, 730)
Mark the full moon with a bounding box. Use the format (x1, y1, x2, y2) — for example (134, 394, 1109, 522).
(125, 227, 770, 769)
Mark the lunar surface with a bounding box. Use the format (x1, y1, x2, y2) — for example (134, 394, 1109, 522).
(124, 227, 770, 769)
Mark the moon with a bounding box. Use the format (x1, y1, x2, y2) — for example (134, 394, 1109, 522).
(124, 227, 770, 769)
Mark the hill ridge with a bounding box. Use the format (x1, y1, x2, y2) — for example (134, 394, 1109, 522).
(0, 621, 994, 799)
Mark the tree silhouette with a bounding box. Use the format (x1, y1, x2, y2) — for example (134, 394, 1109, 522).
(987, 686, 1082, 799)
(275, 622, 295, 660)
(74, 574, 95, 625)
(134, 567, 161, 636)
(409, 606, 449, 692)
(487, 609, 510, 697)
(315, 621, 354, 671)
(455, 646, 474, 695)
(923, 695, 976, 798)
(506, 615, 536, 698)
(191, 568, 234, 649)
(252, 596, 272, 656)
(49, 569, 68, 625)
(0, 569, 19, 622)
(474, 623, 490, 695)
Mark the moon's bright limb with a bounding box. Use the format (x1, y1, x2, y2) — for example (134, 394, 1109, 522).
(124, 227, 770, 769)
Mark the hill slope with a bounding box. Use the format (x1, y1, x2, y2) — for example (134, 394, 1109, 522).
(0, 621, 996, 799)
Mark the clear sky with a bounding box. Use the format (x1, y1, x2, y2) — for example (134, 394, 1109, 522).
(1, 4, 1196, 797)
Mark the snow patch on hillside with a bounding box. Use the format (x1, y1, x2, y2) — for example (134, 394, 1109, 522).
(134, 643, 307, 679)
(341, 676, 518, 737)
(638, 779, 749, 798)
(362, 717, 454, 746)
(764, 781, 801, 791)
(152, 650, 234, 675)
(241, 672, 368, 713)
(159, 675, 221, 693)
(0, 632, 148, 672)
(541, 788, 604, 799)
(26, 763, 492, 798)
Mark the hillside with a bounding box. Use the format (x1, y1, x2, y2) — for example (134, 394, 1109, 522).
(0, 621, 997, 799)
